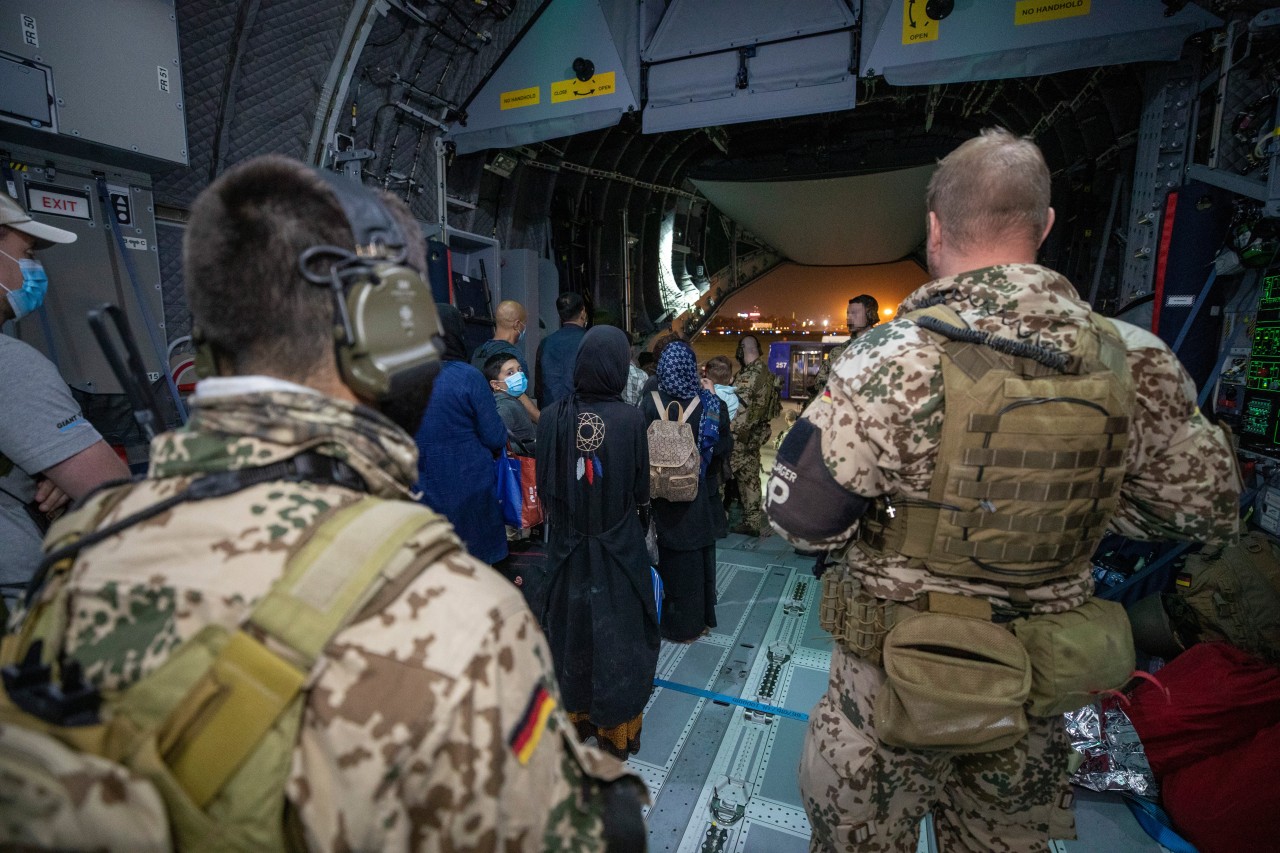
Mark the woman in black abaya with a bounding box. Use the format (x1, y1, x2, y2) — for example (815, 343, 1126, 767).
(536, 325, 658, 759)
(640, 340, 733, 642)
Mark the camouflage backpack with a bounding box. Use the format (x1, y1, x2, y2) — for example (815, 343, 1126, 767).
(648, 391, 701, 502)
(1169, 531, 1280, 664)
(0, 485, 459, 852)
(764, 372, 782, 423)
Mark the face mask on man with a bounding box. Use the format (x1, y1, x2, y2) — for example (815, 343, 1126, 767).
(0, 250, 48, 321)
(504, 371, 528, 397)
(517, 322, 527, 344)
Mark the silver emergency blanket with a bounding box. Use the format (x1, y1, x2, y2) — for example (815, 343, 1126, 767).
(1066, 701, 1158, 797)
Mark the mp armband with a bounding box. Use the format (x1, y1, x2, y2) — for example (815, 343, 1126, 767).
(764, 418, 869, 541)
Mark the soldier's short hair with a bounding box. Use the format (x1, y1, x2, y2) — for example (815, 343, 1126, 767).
(705, 355, 733, 386)
(926, 128, 1051, 251)
(185, 155, 354, 379)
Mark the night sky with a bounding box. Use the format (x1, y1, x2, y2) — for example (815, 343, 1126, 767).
(718, 259, 931, 326)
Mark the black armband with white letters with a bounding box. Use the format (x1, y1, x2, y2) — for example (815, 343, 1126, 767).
(765, 418, 869, 542)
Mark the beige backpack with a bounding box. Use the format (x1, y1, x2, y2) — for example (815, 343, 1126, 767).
(648, 391, 700, 502)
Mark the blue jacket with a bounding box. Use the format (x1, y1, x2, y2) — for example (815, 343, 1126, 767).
(414, 361, 509, 564)
(535, 323, 586, 407)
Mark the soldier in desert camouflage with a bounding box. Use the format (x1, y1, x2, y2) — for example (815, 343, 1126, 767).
(807, 293, 880, 401)
(727, 334, 778, 536)
(11, 156, 646, 851)
(766, 129, 1240, 852)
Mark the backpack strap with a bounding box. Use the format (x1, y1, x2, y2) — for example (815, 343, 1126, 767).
(120, 494, 455, 809)
(652, 390, 671, 421)
(677, 395, 700, 424)
(654, 390, 700, 424)
(153, 498, 459, 808)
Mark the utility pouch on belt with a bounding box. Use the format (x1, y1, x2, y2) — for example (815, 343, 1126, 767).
(876, 599, 1030, 754)
(1012, 597, 1135, 717)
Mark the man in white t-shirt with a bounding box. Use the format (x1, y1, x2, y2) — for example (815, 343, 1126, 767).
(0, 192, 130, 605)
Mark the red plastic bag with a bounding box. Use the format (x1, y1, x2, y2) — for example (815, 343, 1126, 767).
(1126, 642, 1280, 778)
(496, 448, 543, 529)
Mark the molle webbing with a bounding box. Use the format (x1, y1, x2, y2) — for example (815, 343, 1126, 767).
(864, 305, 1135, 587)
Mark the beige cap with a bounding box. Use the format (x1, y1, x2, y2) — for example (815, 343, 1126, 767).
(0, 191, 77, 248)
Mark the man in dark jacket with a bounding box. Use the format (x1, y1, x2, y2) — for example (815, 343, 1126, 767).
(535, 292, 587, 406)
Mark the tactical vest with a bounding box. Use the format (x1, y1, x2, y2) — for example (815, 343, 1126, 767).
(0, 480, 461, 852)
(859, 304, 1135, 588)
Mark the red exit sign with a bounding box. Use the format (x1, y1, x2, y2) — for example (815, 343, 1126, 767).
(25, 183, 92, 221)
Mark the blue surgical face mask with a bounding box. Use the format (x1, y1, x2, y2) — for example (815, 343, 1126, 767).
(517, 323, 527, 344)
(504, 371, 528, 397)
(0, 250, 48, 321)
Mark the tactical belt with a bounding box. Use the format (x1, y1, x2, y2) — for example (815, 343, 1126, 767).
(820, 571, 1012, 668)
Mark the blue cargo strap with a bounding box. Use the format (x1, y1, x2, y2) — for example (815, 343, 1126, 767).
(652, 677, 809, 722)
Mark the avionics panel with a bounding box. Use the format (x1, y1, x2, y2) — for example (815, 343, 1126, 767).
(1240, 269, 1280, 451)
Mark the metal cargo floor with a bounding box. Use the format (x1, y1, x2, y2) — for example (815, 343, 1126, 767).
(632, 532, 1177, 853)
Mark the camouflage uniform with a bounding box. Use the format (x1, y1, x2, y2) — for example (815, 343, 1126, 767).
(770, 265, 1241, 851)
(730, 359, 775, 532)
(808, 340, 848, 401)
(29, 388, 642, 852)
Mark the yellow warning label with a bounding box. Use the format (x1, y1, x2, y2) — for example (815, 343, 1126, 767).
(551, 71, 616, 104)
(500, 86, 540, 110)
(1015, 0, 1090, 25)
(901, 0, 938, 44)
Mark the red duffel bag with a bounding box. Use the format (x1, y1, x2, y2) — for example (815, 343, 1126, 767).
(1126, 641, 1280, 778)
(1161, 723, 1280, 853)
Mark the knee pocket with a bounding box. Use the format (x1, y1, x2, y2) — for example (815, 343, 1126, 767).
(800, 703, 883, 850)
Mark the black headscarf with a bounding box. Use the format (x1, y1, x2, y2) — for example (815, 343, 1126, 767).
(436, 303, 468, 362)
(541, 326, 630, 509)
(574, 325, 630, 403)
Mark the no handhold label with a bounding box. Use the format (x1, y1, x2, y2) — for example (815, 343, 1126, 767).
(500, 86, 540, 110)
(901, 0, 938, 44)
(1015, 0, 1090, 25)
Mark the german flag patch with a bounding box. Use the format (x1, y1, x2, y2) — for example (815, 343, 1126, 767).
(1176, 572, 1192, 588)
(510, 681, 557, 765)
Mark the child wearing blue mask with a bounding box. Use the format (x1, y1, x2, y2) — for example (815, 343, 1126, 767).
(484, 353, 536, 455)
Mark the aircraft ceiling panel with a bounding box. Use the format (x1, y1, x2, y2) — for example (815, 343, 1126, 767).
(642, 0, 856, 63)
(861, 0, 1219, 85)
(692, 165, 935, 266)
(448, 0, 639, 155)
(644, 30, 857, 135)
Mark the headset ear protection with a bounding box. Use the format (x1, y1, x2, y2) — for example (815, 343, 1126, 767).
(192, 325, 216, 379)
(297, 170, 443, 403)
